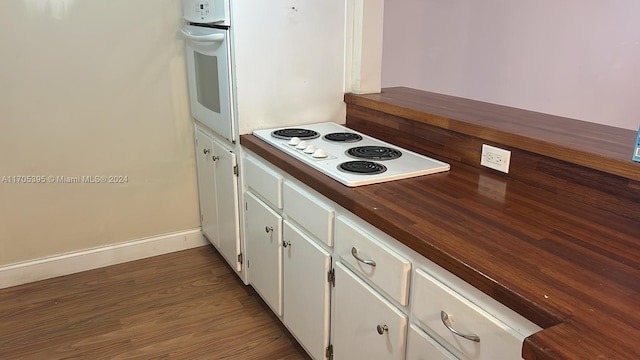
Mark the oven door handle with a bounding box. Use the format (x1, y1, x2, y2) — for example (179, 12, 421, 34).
(180, 27, 225, 43)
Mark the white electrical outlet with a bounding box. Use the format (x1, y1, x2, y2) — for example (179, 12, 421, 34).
(481, 144, 511, 173)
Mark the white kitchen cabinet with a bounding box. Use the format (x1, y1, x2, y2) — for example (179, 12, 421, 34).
(335, 216, 411, 306)
(283, 221, 331, 360)
(244, 155, 283, 210)
(243, 153, 335, 359)
(195, 129, 217, 244)
(245, 192, 283, 316)
(195, 127, 241, 272)
(283, 182, 334, 247)
(213, 139, 241, 272)
(332, 262, 408, 360)
(241, 153, 541, 360)
(406, 324, 458, 360)
(413, 269, 527, 360)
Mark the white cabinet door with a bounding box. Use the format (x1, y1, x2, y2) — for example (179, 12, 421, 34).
(245, 192, 283, 316)
(283, 221, 331, 360)
(195, 130, 217, 245)
(212, 140, 241, 271)
(332, 262, 407, 360)
(195, 128, 241, 272)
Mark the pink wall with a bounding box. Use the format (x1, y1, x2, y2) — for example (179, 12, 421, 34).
(382, 0, 640, 130)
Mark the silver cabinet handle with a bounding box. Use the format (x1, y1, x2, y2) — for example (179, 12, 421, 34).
(283, 241, 291, 248)
(351, 247, 376, 266)
(265, 226, 273, 233)
(212, 155, 220, 161)
(440, 311, 480, 343)
(376, 325, 388, 335)
(203, 148, 211, 154)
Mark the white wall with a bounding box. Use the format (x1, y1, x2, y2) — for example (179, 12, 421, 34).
(382, 0, 640, 130)
(0, 0, 200, 265)
(231, 0, 347, 134)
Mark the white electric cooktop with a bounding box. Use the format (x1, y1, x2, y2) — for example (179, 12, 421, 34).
(253, 122, 450, 187)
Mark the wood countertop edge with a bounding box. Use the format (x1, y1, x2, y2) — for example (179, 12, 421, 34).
(240, 134, 639, 360)
(344, 89, 640, 181)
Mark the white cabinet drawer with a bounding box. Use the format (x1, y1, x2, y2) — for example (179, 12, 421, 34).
(244, 156, 283, 209)
(332, 262, 408, 360)
(413, 269, 525, 360)
(335, 216, 411, 306)
(283, 181, 334, 247)
(406, 324, 458, 360)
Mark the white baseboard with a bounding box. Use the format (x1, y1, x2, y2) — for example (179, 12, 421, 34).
(0, 228, 208, 289)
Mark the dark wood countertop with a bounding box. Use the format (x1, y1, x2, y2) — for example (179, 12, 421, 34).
(241, 88, 640, 360)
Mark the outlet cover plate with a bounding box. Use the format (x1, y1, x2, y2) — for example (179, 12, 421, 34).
(481, 144, 511, 173)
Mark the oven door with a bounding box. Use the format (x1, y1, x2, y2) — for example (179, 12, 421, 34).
(182, 25, 234, 143)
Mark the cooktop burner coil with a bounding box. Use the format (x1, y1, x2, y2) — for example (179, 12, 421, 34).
(346, 146, 402, 160)
(323, 132, 363, 143)
(338, 160, 387, 175)
(271, 128, 320, 140)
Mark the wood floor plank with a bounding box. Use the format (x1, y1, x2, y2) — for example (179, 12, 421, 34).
(0, 245, 310, 360)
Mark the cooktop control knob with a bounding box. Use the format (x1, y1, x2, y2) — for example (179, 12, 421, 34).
(288, 137, 301, 146)
(303, 145, 317, 154)
(312, 148, 328, 158)
(295, 141, 308, 150)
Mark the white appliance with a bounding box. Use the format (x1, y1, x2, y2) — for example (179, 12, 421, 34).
(253, 122, 450, 187)
(181, 0, 234, 143)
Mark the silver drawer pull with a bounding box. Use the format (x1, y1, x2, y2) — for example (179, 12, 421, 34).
(351, 247, 376, 266)
(265, 226, 273, 233)
(376, 324, 388, 335)
(440, 311, 480, 343)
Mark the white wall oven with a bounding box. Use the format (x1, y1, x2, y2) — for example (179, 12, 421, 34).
(181, 0, 234, 143)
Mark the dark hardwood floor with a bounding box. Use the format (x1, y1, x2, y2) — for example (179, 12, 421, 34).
(0, 245, 310, 359)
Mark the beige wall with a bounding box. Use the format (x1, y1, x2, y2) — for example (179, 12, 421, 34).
(0, 0, 200, 265)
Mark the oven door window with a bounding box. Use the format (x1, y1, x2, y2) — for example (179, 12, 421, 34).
(194, 52, 221, 114)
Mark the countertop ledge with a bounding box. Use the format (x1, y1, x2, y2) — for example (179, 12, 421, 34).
(345, 87, 640, 181)
(241, 88, 640, 360)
